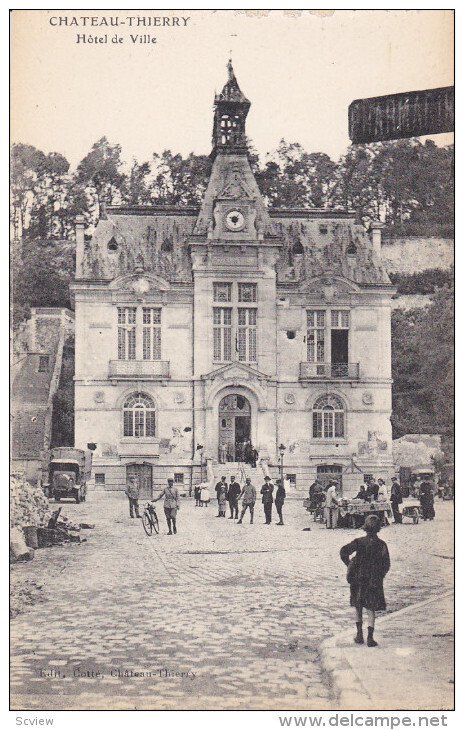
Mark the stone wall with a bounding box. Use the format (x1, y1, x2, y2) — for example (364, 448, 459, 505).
(381, 237, 453, 274)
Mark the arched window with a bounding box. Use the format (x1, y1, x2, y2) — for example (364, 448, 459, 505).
(123, 393, 156, 438)
(313, 394, 345, 439)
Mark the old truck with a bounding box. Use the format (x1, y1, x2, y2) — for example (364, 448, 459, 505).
(41, 448, 92, 503)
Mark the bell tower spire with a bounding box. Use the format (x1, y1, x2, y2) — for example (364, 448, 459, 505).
(212, 59, 250, 157)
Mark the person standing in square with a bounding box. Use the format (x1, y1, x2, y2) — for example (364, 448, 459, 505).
(125, 476, 141, 519)
(227, 475, 241, 519)
(260, 475, 274, 525)
(153, 478, 180, 535)
(237, 478, 256, 524)
(340, 514, 390, 647)
(275, 478, 286, 526)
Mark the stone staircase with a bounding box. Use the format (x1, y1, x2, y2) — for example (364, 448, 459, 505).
(211, 461, 267, 485)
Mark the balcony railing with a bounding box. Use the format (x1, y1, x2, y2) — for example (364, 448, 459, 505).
(109, 360, 170, 379)
(299, 362, 360, 380)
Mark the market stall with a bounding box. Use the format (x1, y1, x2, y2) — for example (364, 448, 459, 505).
(337, 499, 393, 529)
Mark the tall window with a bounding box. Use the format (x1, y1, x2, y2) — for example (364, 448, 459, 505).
(238, 308, 257, 362)
(213, 282, 258, 364)
(313, 395, 345, 439)
(213, 308, 232, 362)
(118, 307, 136, 360)
(123, 393, 156, 438)
(307, 310, 325, 363)
(142, 308, 161, 360)
(306, 309, 350, 370)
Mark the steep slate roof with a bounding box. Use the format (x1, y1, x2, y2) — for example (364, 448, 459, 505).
(81, 206, 391, 286)
(81, 209, 196, 282)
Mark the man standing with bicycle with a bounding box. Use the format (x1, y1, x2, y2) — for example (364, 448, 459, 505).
(153, 478, 180, 535)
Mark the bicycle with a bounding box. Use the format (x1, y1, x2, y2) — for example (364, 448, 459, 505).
(142, 502, 160, 536)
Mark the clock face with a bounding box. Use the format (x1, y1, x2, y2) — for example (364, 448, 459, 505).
(225, 210, 245, 231)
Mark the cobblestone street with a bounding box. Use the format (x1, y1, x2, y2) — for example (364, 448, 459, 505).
(10, 493, 453, 710)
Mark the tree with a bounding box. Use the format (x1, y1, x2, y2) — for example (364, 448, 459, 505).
(149, 151, 211, 205)
(11, 238, 74, 327)
(257, 140, 338, 208)
(124, 160, 152, 205)
(76, 137, 126, 217)
(391, 286, 454, 441)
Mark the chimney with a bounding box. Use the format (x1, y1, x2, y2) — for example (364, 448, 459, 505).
(99, 198, 108, 220)
(370, 220, 385, 256)
(75, 215, 85, 277)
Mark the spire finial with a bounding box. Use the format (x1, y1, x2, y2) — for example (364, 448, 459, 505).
(227, 57, 234, 81)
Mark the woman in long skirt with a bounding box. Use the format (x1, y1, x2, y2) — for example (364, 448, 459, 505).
(340, 514, 390, 647)
(200, 483, 210, 507)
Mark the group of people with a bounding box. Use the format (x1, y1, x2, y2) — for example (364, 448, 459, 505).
(218, 440, 259, 466)
(125, 476, 180, 535)
(126, 471, 393, 647)
(354, 477, 403, 524)
(195, 474, 287, 525)
(308, 475, 409, 528)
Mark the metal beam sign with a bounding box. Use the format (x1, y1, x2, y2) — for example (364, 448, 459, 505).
(348, 86, 454, 144)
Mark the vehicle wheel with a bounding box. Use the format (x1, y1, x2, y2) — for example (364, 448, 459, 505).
(151, 511, 159, 534)
(55, 495, 60, 502)
(75, 490, 82, 504)
(142, 511, 153, 536)
(412, 508, 419, 524)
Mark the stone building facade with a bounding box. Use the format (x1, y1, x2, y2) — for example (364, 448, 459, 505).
(72, 62, 395, 497)
(11, 307, 75, 482)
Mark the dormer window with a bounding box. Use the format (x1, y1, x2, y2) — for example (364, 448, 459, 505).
(107, 237, 118, 252)
(319, 225, 328, 235)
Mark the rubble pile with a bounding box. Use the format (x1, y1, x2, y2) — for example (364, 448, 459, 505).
(10, 578, 45, 618)
(10, 473, 51, 530)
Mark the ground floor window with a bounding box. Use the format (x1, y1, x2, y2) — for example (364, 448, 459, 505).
(174, 473, 184, 485)
(95, 473, 105, 485)
(316, 464, 343, 490)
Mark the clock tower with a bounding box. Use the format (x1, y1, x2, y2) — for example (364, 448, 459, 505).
(193, 60, 277, 242)
(189, 60, 283, 463)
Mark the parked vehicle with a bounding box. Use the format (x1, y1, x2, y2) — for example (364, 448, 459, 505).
(41, 448, 92, 503)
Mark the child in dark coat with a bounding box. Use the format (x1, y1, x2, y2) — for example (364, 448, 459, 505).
(340, 514, 390, 647)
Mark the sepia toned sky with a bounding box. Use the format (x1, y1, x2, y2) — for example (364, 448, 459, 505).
(11, 9, 454, 169)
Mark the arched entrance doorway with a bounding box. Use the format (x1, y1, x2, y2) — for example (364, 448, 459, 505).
(218, 394, 251, 462)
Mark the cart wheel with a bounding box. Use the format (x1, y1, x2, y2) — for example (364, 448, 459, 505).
(412, 508, 419, 524)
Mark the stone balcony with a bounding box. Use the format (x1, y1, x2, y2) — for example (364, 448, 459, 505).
(108, 360, 170, 380)
(299, 362, 360, 380)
